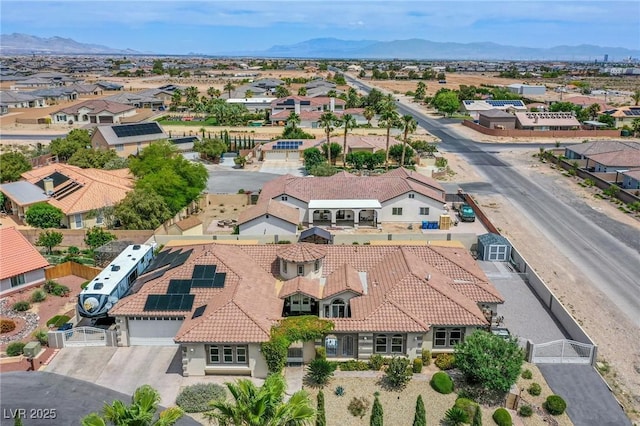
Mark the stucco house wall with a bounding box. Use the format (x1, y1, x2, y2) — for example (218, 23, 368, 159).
(239, 215, 297, 236)
(0, 268, 46, 294)
(380, 193, 445, 223)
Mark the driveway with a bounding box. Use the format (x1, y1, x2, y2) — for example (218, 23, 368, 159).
(259, 160, 306, 176)
(206, 168, 281, 193)
(538, 364, 631, 426)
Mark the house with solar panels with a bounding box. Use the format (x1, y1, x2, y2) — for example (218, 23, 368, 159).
(605, 106, 640, 128)
(91, 122, 169, 157)
(462, 99, 527, 121)
(109, 242, 503, 378)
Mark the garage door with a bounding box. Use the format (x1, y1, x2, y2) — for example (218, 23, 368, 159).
(128, 318, 183, 346)
(266, 150, 288, 160)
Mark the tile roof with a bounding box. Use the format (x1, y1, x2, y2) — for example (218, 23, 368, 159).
(238, 199, 300, 225)
(20, 164, 133, 215)
(515, 112, 580, 127)
(0, 227, 49, 280)
(589, 149, 640, 167)
(323, 263, 363, 298)
(277, 243, 328, 262)
(174, 216, 202, 231)
(279, 276, 323, 300)
(54, 99, 134, 115)
(565, 141, 640, 156)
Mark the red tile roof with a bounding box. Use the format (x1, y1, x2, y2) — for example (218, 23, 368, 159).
(0, 228, 49, 280)
(238, 199, 300, 225)
(278, 243, 328, 262)
(279, 276, 323, 300)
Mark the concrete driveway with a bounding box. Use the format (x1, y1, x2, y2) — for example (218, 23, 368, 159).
(259, 160, 306, 176)
(206, 168, 281, 193)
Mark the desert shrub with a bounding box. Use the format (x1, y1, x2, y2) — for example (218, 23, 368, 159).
(413, 358, 423, 373)
(454, 397, 478, 423)
(33, 329, 49, 346)
(492, 408, 512, 426)
(347, 396, 370, 419)
(521, 369, 533, 379)
(81, 281, 91, 289)
(306, 358, 336, 385)
(50, 284, 70, 297)
(435, 353, 456, 370)
(421, 349, 431, 366)
(430, 371, 454, 394)
(384, 356, 412, 388)
(519, 405, 533, 417)
(315, 346, 326, 359)
(334, 386, 345, 397)
(444, 407, 467, 425)
(368, 354, 385, 371)
(339, 360, 370, 371)
(6, 342, 26, 356)
(12, 301, 31, 312)
(30, 289, 47, 303)
(528, 382, 542, 396)
(43, 280, 59, 293)
(0, 319, 17, 334)
(46, 314, 71, 328)
(175, 383, 226, 413)
(544, 395, 567, 415)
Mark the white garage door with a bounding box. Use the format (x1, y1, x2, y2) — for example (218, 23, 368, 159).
(128, 318, 183, 346)
(266, 150, 288, 160)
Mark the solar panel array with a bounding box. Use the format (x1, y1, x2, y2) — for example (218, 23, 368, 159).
(623, 109, 640, 116)
(35, 171, 69, 190)
(112, 122, 163, 138)
(486, 100, 524, 107)
(167, 279, 192, 294)
(143, 294, 195, 311)
(274, 140, 303, 150)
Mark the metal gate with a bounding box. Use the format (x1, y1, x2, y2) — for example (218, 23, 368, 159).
(530, 339, 595, 364)
(63, 327, 107, 347)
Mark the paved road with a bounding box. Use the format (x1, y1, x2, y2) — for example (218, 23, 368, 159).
(538, 364, 632, 426)
(344, 73, 640, 328)
(0, 133, 66, 141)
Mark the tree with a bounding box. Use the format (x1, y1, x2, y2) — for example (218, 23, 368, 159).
(384, 356, 412, 388)
(631, 118, 640, 137)
(49, 129, 91, 161)
(286, 112, 301, 132)
(340, 113, 356, 165)
(84, 227, 116, 250)
(309, 162, 338, 177)
(25, 203, 63, 228)
(378, 101, 400, 169)
(320, 142, 342, 165)
(319, 112, 338, 165)
(245, 90, 254, 99)
(389, 144, 415, 165)
(414, 81, 427, 101)
(205, 374, 315, 426)
(298, 87, 308, 96)
(275, 85, 291, 98)
(306, 358, 336, 385)
(432, 90, 460, 116)
(370, 395, 383, 426)
(114, 189, 172, 230)
(81, 384, 183, 426)
(0, 151, 32, 182)
(400, 114, 417, 166)
(207, 87, 221, 99)
(171, 89, 182, 105)
(35, 230, 63, 254)
(454, 330, 525, 393)
(412, 395, 426, 426)
(633, 89, 640, 106)
(303, 148, 325, 171)
(316, 391, 326, 426)
(68, 148, 119, 169)
(223, 81, 236, 98)
(194, 138, 227, 162)
(346, 151, 370, 170)
(471, 403, 482, 426)
(363, 106, 376, 126)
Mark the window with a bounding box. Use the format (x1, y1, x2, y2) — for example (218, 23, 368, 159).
(375, 335, 388, 353)
(74, 213, 83, 228)
(96, 211, 104, 225)
(314, 260, 320, 272)
(236, 346, 247, 363)
(10, 274, 25, 288)
(209, 346, 220, 363)
(115, 144, 124, 152)
(325, 336, 338, 357)
(433, 327, 465, 348)
(331, 299, 346, 318)
(208, 345, 248, 365)
(419, 207, 430, 215)
(409, 193, 415, 199)
(223, 346, 234, 363)
(392, 208, 403, 215)
(297, 264, 304, 276)
(282, 261, 288, 274)
(391, 334, 404, 353)
(374, 334, 405, 354)
(281, 196, 288, 201)
(342, 335, 354, 356)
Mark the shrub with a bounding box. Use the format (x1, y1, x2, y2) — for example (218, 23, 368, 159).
(521, 369, 533, 379)
(370, 396, 383, 426)
(339, 360, 370, 371)
(50, 284, 70, 297)
(544, 395, 567, 415)
(413, 358, 423, 373)
(12, 301, 31, 312)
(528, 382, 542, 396)
(6, 342, 26, 356)
(81, 281, 90, 290)
(33, 329, 49, 346)
(444, 407, 467, 426)
(315, 346, 326, 359)
(46, 314, 71, 328)
(306, 358, 337, 385)
(430, 371, 454, 394)
(347, 396, 370, 419)
(316, 390, 326, 426)
(175, 383, 226, 413)
(30, 289, 47, 303)
(454, 398, 478, 423)
(435, 353, 455, 370)
(334, 386, 345, 397)
(384, 356, 412, 388)
(43, 280, 59, 293)
(0, 319, 17, 334)
(413, 395, 426, 426)
(492, 408, 512, 426)
(519, 405, 533, 417)
(421, 349, 431, 366)
(368, 354, 385, 371)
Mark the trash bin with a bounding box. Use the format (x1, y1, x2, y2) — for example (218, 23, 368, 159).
(421, 221, 428, 229)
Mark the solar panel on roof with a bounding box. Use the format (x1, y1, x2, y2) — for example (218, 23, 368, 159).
(192, 305, 207, 319)
(112, 123, 163, 138)
(192, 265, 207, 279)
(143, 294, 162, 311)
(144, 294, 194, 311)
(167, 279, 192, 294)
(205, 265, 217, 278)
(191, 278, 213, 288)
(213, 273, 226, 288)
(35, 171, 69, 190)
(169, 249, 192, 268)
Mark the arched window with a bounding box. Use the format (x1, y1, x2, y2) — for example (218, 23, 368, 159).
(331, 298, 346, 318)
(325, 335, 337, 357)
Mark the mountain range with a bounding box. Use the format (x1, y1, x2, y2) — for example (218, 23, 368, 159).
(1, 33, 638, 61)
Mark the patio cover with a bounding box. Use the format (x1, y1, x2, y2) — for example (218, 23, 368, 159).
(308, 199, 382, 209)
(0, 181, 48, 206)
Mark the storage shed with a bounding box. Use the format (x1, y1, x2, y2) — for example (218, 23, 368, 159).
(298, 227, 333, 244)
(477, 233, 512, 262)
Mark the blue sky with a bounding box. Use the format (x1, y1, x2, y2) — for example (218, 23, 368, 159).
(2, 1, 639, 54)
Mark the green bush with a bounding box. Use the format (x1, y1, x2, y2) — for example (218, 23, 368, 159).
(30, 289, 47, 303)
(33, 329, 49, 346)
(430, 371, 454, 394)
(339, 360, 370, 371)
(12, 301, 31, 312)
(454, 397, 478, 423)
(444, 407, 467, 425)
(421, 349, 431, 366)
(519, 405, 533, 417)
(492, 408, 512, 426)
(0, 319, 16, 334)
(384, 356, 412, 388)
(175, 383, 226, 413)
(521, 369, 533, 379)
(306, 358, 337, 385)
(315, 346, 326, 359)
(81, 281, 90, 290)
(434, 353, 455, 370)
(46, 314, 71, 328)
(334, 386, 345, 397)
(347, 396, 370, 419)
(43, 280, 59, 293)
(50, 284, 70, 297)
(528, 382, 542, 396)
(544, 395, 567, 415)
(368, 354, 385, 371)
(413, 357, 423, 373)
(6, 342, 26, 356)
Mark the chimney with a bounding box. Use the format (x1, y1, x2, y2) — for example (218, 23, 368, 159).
(330, 97, 335, 112)
(43, 177, 54, 195)
(426, 274, 431, 281)
(294, 100, 300, 114)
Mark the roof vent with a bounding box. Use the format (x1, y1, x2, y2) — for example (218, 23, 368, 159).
(426, 274, 431, 281)
(93, 283, 103, 290)
(133, 245, 141, 250)
(111, 265, 120, 272)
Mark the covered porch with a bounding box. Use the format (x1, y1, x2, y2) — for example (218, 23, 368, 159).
(308, 199, 381, 228)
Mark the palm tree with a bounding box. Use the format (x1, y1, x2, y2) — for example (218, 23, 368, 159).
(206, 374, 314, 426)
(224, 81, 236, 98)
(81, 385, 183, 426)
(400, 114, 417, 166)
(379, 102, 400, 170)
(319, 111, 338, 165)
(207, 87, 221, 99)
(340, 113, 356, 166)
(287, 112, 301, 131)
(632, 89, 640, 106)
(245, 89, 254, 99)
(171, 89, 182, 106)
(363, 106, 376, 126)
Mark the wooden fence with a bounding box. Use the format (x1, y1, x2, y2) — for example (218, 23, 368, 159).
(45, 261, 101, 280)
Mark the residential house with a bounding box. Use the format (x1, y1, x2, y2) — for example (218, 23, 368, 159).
(462, 100, 526, 120)
(507, 84, 546, 96)
(110, 242, 503, 378)
(0, 227, 49, 295)
(226, 97, 276, 112)
(587, 150, 640, 173)
(0, 164, 133, 229)
(0, 91, 47, 109)
(237, 199, 300, 235)
(604, 106, 640, 128)
(478, 110, 517, 130)
(515, 112, 580, 131)
(91, 122, 169, 157)
(28, 87, 79, 103)
(95, 81, 124, 91)
(270, 96, 346, 126)
(103, 90, 166, 109)
(621, 170, 640, 191)
(51, 99, 136, 125)
(564, 140, 640, 160)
